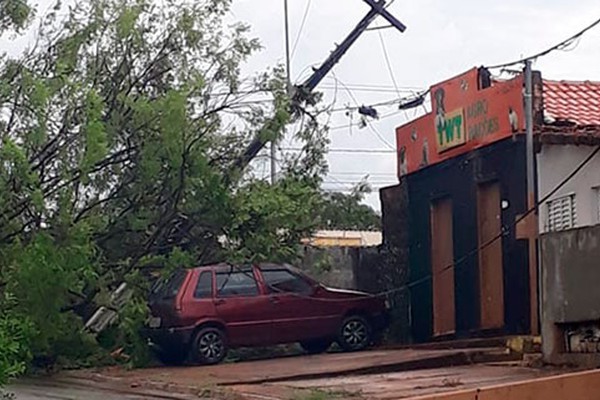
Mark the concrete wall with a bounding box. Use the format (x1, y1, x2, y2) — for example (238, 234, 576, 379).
(541, 224, 600, 366)
(537, 144, 600, 233)
(300, 246, 358, 289)
(300, 241, 411, 344)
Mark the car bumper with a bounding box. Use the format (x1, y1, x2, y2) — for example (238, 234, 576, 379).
(142, 325, 195, 351)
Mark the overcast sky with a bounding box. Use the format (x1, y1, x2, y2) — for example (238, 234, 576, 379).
(4, 0, 600, 211)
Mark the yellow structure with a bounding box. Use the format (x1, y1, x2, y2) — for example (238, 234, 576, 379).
(302, 230, 382, 248)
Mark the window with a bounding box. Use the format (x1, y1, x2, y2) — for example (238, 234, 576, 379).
(261, 267, 313, 294)
(215, 268, 258, 297)
(150, 269, 186, 301)
(194, 271, 213, 299)
(547, 194, 577, 232)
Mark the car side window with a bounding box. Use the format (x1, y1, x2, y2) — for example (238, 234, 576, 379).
(216, 269, 259, 297)
(194, 271, 213, 299)
(261, 268, 313, 295)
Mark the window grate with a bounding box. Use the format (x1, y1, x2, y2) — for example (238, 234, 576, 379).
(547, 194, 577, 232)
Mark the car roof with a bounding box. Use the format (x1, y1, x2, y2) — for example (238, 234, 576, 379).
(192, 263, 298, 272)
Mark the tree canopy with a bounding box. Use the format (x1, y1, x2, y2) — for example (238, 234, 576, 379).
(319, 185, 381, 231)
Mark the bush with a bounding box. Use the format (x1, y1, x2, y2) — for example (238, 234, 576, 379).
(0, 293, 34, 387)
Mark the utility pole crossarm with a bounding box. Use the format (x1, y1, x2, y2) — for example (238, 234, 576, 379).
(228, 0, 407, 182)
(362, 0, 407, 32)
(299, 0, 406, 94)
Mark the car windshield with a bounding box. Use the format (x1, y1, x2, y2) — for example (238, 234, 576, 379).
(282, 263, 318, 285)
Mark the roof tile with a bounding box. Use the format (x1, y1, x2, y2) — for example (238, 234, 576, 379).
(544, 80, 600, 126)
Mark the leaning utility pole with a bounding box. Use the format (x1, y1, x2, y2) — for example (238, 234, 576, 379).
(230, 0, 406, 182)
(271, 0, 293, 185)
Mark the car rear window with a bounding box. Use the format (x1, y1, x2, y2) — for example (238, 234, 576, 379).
(150, 269, 187, 301)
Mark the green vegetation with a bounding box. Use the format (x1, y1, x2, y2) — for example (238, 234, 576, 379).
(319, 183, 381, 231)
(0, 0, 32, 33)
(0, 0, 381, 387)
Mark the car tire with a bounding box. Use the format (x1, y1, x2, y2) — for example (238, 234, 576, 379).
(191, 327, 228, 365)
(338, 315, 372, 352)
(300, 338, 332, 355)
(155, 347, 188, 366)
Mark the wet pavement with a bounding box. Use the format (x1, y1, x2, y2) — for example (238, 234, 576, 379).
(8, 378, 196, 400)
(5, 347, 569, 400)
(66, 347, 510, 388)
(260, 363, 559, 399)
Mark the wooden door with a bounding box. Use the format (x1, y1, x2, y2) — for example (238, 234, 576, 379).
(430, 198, 455, 336)
(477, 182, 504, 330)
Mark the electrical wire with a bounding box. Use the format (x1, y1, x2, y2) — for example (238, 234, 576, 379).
(367, 121, 396, 150)
(290, 0, 312, 60)
(399, 144, 600, 295)
(227, 144, 600, 303)
(281, 147, 394, 154)
(377, 27, 402, 100)
(328, 109, 405, 131)
(330, 76, 396, 149)
(329, 171, 396, 176)
(487, 16, 600, 69)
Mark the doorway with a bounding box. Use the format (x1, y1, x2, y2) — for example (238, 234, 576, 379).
(430, 197, 456, 336)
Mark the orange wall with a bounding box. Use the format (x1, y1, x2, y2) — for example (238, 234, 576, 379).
(408, 369, 600, 400)
(396, 68, 525, 178)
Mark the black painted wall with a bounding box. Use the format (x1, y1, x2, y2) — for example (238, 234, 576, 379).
(386, 136, 532, 342)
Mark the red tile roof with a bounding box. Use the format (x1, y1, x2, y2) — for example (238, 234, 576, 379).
(543, 80, 600, 126)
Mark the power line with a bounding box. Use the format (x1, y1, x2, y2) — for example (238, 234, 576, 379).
(367, 120, 396, 149)
(280, 147, 395, 154)
(377, 26, 402, 99)
(331, 76, 396, 149)
(401, 144, 600, 295)
(329, 91, 428, 113)
(329, 171, 396, 176)
(319, 85, 419, 94)
(290, 0, 312, 60)
(323, 81, 423, 91)
(233, 145, 600, 303)
(487, 17, 600, 69)
(328, 109, 405, 131)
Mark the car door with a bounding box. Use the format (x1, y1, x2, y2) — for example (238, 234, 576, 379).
(258, 264, 340, 343)
(179, 268, 216, 328)
(213, 265, 272, 347)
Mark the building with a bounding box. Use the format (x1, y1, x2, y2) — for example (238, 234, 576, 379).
(381, 67, 600, 346)
(301, 230, 382, 248)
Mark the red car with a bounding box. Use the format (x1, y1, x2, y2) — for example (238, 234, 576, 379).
(145, 263, 390, 365)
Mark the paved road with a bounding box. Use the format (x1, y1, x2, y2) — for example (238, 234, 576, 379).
(8, 379, 194, 400)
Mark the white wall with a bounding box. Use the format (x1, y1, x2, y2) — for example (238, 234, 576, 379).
(537, 144, 600, 234)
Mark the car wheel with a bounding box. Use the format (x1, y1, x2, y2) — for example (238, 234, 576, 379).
(338, 315, 372, 352)
(300, 338, 332, 354)
(192, 327, 228, 365)
(155, 347, 188, 366)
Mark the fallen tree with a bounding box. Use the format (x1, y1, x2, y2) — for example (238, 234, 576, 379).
(0, 0, 331, 373)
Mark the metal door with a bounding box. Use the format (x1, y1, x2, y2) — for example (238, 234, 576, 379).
(477, 181, 504, 330)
